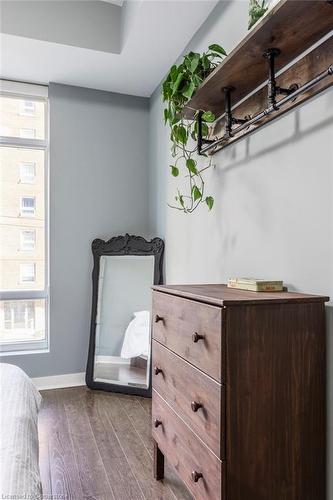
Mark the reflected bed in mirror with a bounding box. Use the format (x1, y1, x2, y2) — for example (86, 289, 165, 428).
(86, 235, 164, 397)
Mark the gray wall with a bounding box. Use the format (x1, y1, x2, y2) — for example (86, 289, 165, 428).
(6, 83, 149, 378)
(148, 1, 333, 497)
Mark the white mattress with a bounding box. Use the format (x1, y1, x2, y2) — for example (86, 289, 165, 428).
(0, 363, 42, 498)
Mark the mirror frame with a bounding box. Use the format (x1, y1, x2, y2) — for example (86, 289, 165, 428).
(86, 234, 164, 397)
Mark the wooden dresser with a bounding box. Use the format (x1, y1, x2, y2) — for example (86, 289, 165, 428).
(151, 284, 328, 500)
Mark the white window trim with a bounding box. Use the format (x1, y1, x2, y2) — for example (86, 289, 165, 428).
(0, 79, 48, 99)
(0, 79, 49, 355)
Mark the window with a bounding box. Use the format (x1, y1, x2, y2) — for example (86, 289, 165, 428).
(20, 128, 36, 139)
(0, 80, 48, 353)
(0, 92, 45, 140)
(20, 161, 36, 183)
(21, 196, 36, 216)
(20, 100, 35, 116)
(20, 230, 36, 251)
(4, 301, 35, 330)
(20, 263, 36, 283)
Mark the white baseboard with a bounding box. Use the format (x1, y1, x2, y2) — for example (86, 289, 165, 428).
(96, 355, 130, 364)
(32, 372, 86, 390)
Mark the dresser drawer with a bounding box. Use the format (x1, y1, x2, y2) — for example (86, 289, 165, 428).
(152, 291, 223, 381)
(152, 340, 224, 458)
(152, 390, 224, 500)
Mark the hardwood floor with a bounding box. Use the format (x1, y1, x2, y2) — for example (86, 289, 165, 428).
(39, 386, 192, 500)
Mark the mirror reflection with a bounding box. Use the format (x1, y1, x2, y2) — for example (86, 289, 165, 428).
(93, 255, 154, 389)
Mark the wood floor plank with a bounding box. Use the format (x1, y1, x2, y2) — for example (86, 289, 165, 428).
(100, 392, 177, 500)
(38, 406, 52, 496)
(119, 396, 153, 455)
(85, 391, 145, 499)
(61, 389, 115, 499)
(138, 396, 152, 416)
(39, 390, 84, 500)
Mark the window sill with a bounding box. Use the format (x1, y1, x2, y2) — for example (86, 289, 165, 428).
(0, 347, 49, 357)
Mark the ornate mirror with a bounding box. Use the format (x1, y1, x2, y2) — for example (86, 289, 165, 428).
(86, 234, 164, 397)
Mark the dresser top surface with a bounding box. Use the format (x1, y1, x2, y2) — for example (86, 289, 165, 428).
(152, 284, 329, 307)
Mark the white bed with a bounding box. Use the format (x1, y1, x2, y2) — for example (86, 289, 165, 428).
(0, 363, 42, 499)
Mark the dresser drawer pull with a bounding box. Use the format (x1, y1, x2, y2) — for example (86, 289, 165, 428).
(154, 366, 163, 375)
(191, 470, 203, 483)
(154, 419, 162, 428)
(191, 401, 203, 412)
(192, 332, 205, 343)
(155, 314, 164, 323)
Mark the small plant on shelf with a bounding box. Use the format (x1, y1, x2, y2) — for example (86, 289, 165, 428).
(248, 0, 268, 29)
(162, 44, 226, 213)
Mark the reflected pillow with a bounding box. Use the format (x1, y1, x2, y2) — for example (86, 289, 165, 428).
(120, 310, 150, 359)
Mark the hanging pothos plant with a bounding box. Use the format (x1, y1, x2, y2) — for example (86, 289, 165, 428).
(162, 44, 226, 213)
(248, 0, 268, 29)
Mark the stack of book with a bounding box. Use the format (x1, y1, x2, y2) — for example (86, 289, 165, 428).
(227, 277, 284, 292)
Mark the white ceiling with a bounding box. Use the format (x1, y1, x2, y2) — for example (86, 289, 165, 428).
(0, 0, 218, 97)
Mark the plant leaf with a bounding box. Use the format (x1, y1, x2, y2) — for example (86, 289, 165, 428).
(192, 74, 202, 87)
(171, 113, 181, 125)
(172, 73, 184, 95)
(192, 185, 202, 201)
(182, 81, 196, 99)
(202, 123, 209, 137)
(170, 165, 179, 177)
(202, 111, 215, 122)
(162, 80, 172, 101)
(189, 53, 200, 73)
(205, 196, 214, 210)
(202, 54, 210, 71)
(169, 65, 178, 82)
(177, 190, 185, 208)
(208, 44, 227, 56)
(163, 108, 169, 124)
(177, 125, 188, 144)
(186, 159, 198, 174)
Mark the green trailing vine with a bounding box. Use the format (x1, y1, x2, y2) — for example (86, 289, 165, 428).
(248, 0, 268, 29)
(162, 44, 226, 213)
(162, 4, 268, 214)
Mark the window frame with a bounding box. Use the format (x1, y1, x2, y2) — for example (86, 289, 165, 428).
(0, 79, 49, 355)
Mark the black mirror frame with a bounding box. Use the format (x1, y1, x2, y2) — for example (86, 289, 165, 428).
(86, 234, 164, 397)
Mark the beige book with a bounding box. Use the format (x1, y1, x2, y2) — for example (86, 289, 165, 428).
(228, 278, 284, 292)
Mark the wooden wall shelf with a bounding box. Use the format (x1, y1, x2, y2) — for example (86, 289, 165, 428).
(184, 0, 333, 155)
